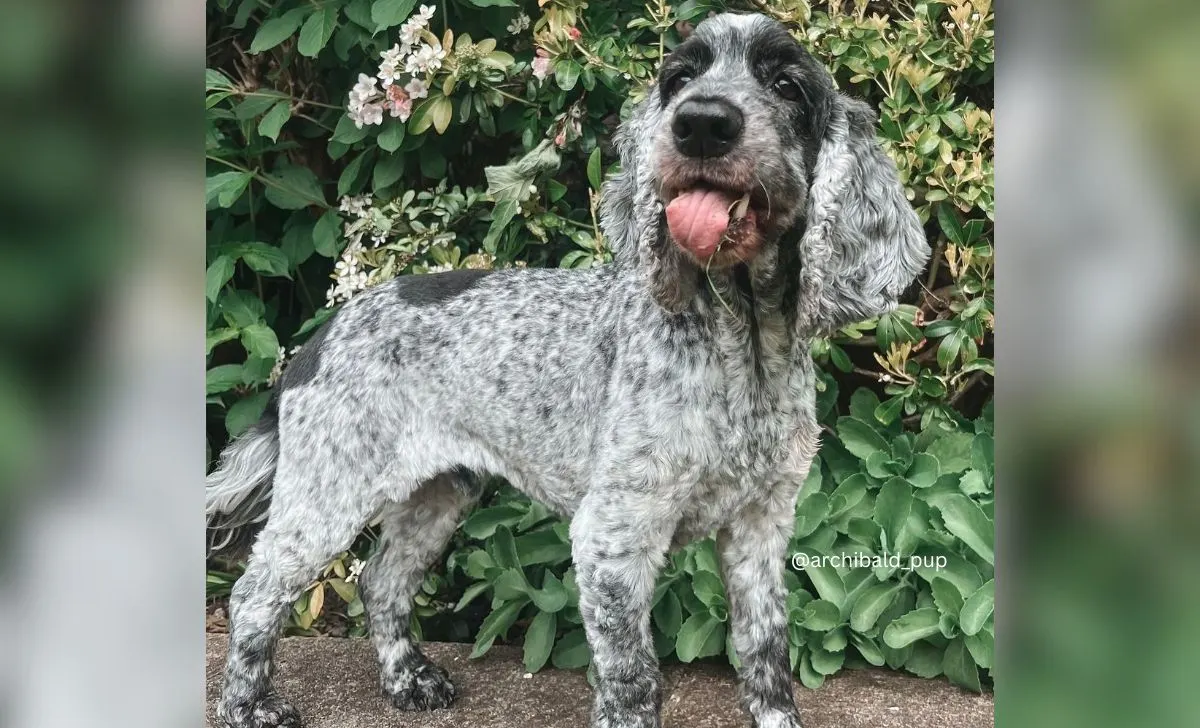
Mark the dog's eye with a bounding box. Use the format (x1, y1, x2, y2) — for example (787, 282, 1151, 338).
(665, 73, 692, 97)
(773, 76, 802, 101)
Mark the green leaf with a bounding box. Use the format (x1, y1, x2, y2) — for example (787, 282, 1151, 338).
(297, 6, 338, 57)
(828, 473, 869, 518)
(937, 203, 965, 245)
(882, 607, 941, 649)
(489, 526, 522, 569)
(482, 199, 519, 254)
(930, 577, 965, 619)
(219, 289, 265, 328)
(235, 242, 291, 278)
(473, 599, 527, 655)
(264, 165, 325, 209)
(942, 637, 982, 692)
(959, 579, 994, 636)
(836, 417, 889, 460)
(454, 581, 491, 612)
(240, 323, 280, 360)
(691, 570, 726, 608)
(796, 549, 846, 607)
(849, 582, 901, 633)
(462, 504, 526, 539)
(958, 469, 989, 496)
(931, 494, 994, 565)
(907, 453, 940, 488)
(226, 391, 272, 437)
(926, 432, 975, 474)
(373, 152, 406, 191)
(904, 641, 945, 678)
(794, 493, 830, 539)
(371, 0, 418, 31)
(676, 612, 721, 663)
(523, 610, 557, 673)
(851, 634, 885, 666)
(338, 150, 372, 196)
(206, 328, 239, 355)
(206, 171, 253, 208)
(378, 120, 406, 152)
(205, 256, 235, 302)
(797, 651, 825, 689)
(964, 628, 993, 669)
(808, 646, 845, 675)
(332, 113, 370, 144)
(249, 8, 309, 54)
(281, 221, 315, 268)
(555, 59, 581, 90)
(873, 477, 912, 552)
(551, 628, 591, 669)
(257, 100, 291, 141)
(912, 549, 982, 597)
(653, 589, 683, 636)
(801, 599, 841, 631)
(206, 364, 244, 395)
(587, 148, 602, 189)
(528, 572, 569, 613)
(410, 95, 453, 135)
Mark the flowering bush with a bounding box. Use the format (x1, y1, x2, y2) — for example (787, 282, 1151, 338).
(206, 0, 993, 691)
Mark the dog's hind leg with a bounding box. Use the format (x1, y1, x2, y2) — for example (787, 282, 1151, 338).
(360, 469, 480, 712)
(217, 448, 384, 727)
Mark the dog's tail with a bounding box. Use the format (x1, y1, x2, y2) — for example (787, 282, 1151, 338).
(206, 410, 279, 556)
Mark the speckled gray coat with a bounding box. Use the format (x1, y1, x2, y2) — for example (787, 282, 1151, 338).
(207, 12, 928, 728)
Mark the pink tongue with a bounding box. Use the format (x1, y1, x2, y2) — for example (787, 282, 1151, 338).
(666, 188, 734, 258)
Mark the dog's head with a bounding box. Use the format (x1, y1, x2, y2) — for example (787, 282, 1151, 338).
(602, 13, 928, 329)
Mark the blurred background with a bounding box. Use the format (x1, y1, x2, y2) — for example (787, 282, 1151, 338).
(0, 0, 1195, 727)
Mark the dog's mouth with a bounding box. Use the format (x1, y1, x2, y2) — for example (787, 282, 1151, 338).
(662, 183, 767, 267)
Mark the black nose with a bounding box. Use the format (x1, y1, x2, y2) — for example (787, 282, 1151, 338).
(671, 98, 744, 158)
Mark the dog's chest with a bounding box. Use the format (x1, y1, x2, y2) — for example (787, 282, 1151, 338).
(665, 364, 819, 541)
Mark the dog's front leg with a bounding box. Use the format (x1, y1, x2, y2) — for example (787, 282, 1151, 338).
(570, 489, 674, 728)
(718, 488, 803, 728)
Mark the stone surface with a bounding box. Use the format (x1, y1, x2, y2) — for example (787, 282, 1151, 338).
(206, 634, 993, 728)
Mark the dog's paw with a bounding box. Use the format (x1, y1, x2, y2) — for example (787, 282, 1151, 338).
(383, 660, 457, 711)
(218, 693, 302, 728)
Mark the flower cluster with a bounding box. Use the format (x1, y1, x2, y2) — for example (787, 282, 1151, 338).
(326, 194, 381, 306)
(346, 4, 441, 128)
(506, 12, 530, 35)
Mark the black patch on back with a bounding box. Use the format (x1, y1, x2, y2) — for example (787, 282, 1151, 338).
(280, 318, 335, 391)
(394, 269, 493, 306)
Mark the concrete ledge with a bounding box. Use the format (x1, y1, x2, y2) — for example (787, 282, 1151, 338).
(206, 634, 993, 727)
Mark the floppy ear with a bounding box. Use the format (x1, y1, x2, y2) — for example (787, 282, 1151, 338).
(796, 96, 930, 335)
(599, 92, 698, 314)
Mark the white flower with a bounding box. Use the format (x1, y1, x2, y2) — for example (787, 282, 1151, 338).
(507, 12, 530, 35)
(380, 43, 406, 68)
(346, 558, 366, 583)
(404, 78, 429, 100)
(531, 55, 552, 81)
(378, 42, 409, 86)
(425, 262, 453, 274)
(349, 100, 384, 128)
(338, 194, 373, 218)
(399, 6, 435, 47)
(405, 43, 446, 74)
(348, 73, 380, 110)
(267, 345, 286, 387)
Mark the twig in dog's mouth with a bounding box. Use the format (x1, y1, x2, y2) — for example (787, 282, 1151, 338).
(705, 191, 752, 316)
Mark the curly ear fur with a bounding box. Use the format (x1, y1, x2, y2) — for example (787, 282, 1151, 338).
(599, 93, 699, 314)
(797, 96, 930, 335)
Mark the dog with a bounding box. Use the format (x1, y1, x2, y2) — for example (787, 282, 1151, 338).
(208, 12, 928, 728)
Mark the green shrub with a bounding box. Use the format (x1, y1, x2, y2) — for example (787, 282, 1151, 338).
(206, 0, 993, 691)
